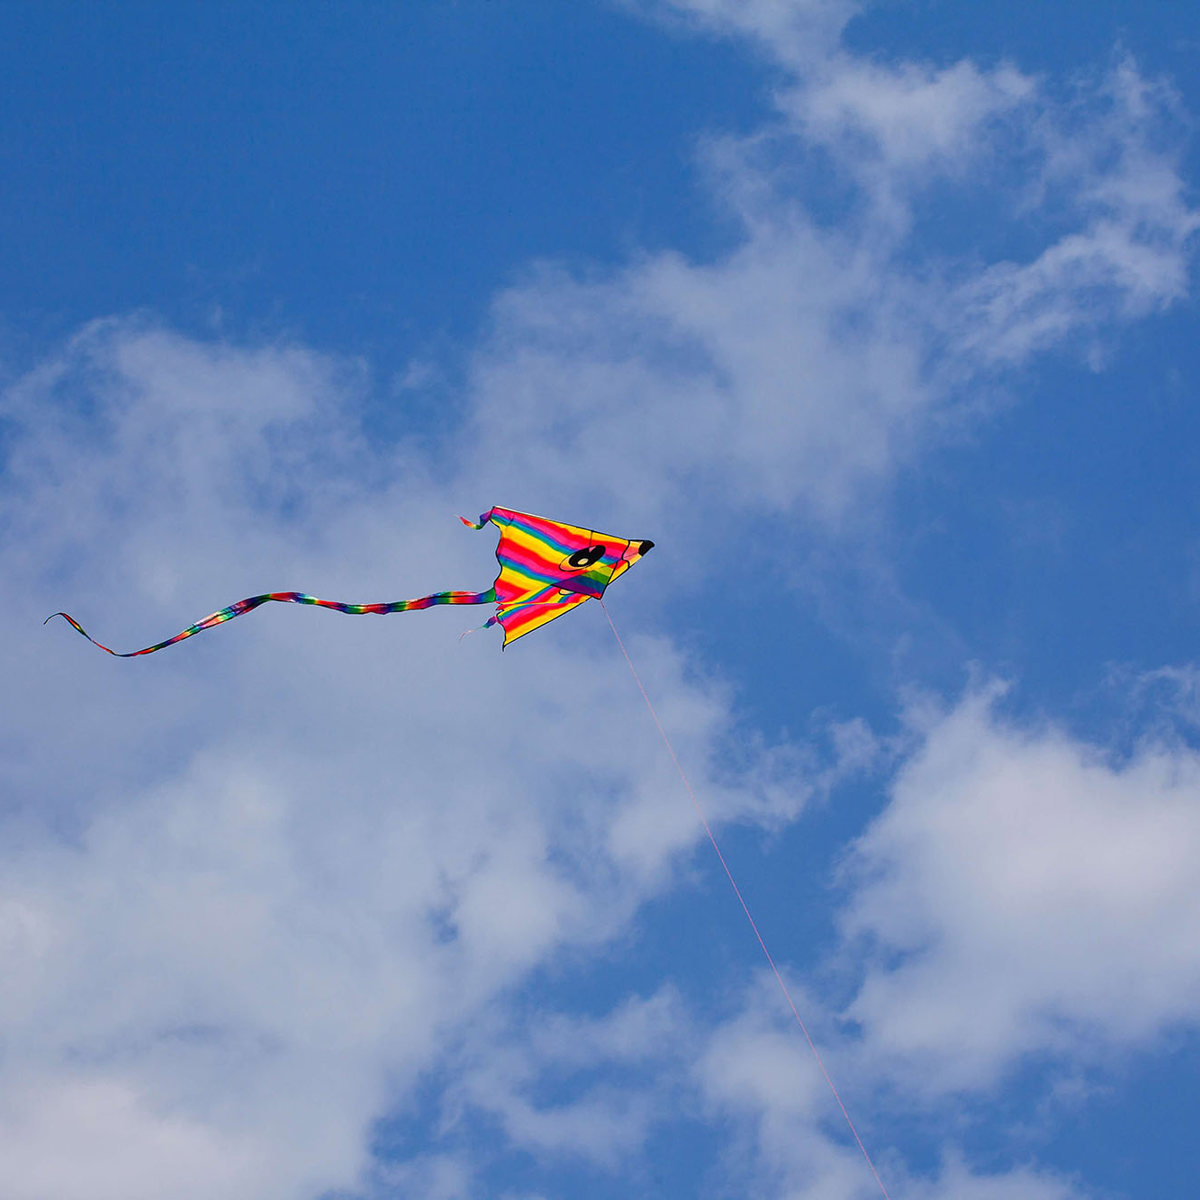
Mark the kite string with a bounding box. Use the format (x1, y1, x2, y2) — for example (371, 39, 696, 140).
(599, 600, 892, 1200)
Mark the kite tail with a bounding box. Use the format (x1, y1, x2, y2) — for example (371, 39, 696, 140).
(45, 588, 499, 658)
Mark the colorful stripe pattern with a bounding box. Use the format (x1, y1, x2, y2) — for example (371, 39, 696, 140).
(48, 507, 652, 655)
(46, 589, 497, 656)
(463, 507, 654, 647)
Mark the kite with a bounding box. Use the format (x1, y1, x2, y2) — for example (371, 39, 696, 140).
(46, 506, 654, 655)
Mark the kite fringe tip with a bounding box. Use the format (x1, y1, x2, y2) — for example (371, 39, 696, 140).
(457, 509, 493, 530)
(44, 612, 65, 626)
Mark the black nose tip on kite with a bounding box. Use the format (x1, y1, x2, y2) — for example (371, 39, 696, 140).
(638, 540, 655, 555)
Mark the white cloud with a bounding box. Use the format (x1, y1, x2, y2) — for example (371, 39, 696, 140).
(0, 1076, 276, 1200)
(450, 989, 688, 1166)
(370, 1153, 476, 1200)
(0, 325, 798, 1199)
(462, 229, 931, 521)
(907, 1154, 1089, 1200)
(793, 58, 1034, 176)
(948, 62, 1199, 365)
(1124, 663, 1200, 732)
(843, 683, 1200, 1092)
(627, 0, 856, 67)
(461, 13, 1196, 531)
(696, 976, 1093, 1200)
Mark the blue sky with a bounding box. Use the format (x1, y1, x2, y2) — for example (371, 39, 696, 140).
(2, 3, 1199, 1199)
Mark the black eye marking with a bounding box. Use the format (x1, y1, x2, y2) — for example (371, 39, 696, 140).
(637, 540, 654, 555)
(565, 545, 605, 570)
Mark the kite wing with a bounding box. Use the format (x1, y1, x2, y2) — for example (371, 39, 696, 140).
(47, 506, 652, 655)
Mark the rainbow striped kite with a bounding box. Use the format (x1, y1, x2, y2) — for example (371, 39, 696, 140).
(47, 506, 654, 654)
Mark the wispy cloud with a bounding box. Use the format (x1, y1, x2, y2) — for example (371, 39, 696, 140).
(696, 973, 1095, 1199)
(464, 8, 1196, 531)
(449, 988, 689, 1166)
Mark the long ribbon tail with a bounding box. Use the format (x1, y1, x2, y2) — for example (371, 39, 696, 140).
(45, 588, 498, 658)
